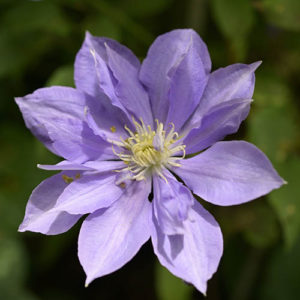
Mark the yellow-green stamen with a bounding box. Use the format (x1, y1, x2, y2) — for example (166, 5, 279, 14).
(109, 118, 185, 183)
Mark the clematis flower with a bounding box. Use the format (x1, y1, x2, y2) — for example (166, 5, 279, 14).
(16, 29, 284, 294)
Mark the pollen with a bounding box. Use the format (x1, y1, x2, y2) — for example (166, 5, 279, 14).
(109, 118, 185, 183)
(62, 174, 74, 184)
(110, 126, 116, 133)
(119, 182, 126, 188)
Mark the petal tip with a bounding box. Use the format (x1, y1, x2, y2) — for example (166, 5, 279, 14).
(85, 30, 93, 39)
(18, 223, 26, 232)
(250, 60, 262, 72)
(85, 276, 94, 288)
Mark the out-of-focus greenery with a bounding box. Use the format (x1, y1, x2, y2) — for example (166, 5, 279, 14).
(0, 0, 299, 299)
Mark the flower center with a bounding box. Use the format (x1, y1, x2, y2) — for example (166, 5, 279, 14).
(110, 118, 185, 183)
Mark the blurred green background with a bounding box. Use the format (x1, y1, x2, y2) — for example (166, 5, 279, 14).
(0, 0, 300, 299)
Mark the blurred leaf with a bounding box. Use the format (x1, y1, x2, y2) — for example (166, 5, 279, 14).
(261, 0, 300, 31)
(259, 235, 300, 300)
(120, 0, 173, 17)
(0, 1, 70, 77)
(210, 0, 254, 60)
(277, 33, 300, 78)
(46, 65, 74, 87)
(0, 31, 27, 77)
(90, 0, 154, 46)
(249, 72, 298, 163)
(0, 237, 27, 287)
(84, 16, 121, 40)
(0, 280, 38, 300)
(268, 157, 300, 248)
(1, 1, 70, 36)
(253, 70, 295, 108)
(248, 72, 300, 248)
(155, 262, 193, 300)
(0, 193, 24, 235)
(214, 201, 279, 249)
(248, 106, 297, 163)
(243, 203, 279, 248)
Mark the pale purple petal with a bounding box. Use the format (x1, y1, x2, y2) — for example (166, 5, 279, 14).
(83, 160, 124, 172)
(165, 38, 209, 130)
(15, 86, 113, 162)
(75, 32, 153, 126)
(199, 62, 260, 113)
(174, 141, 285, 206)
(183, 98, 252, 154)
(84, 93, 132, 142)
(105, 43, 153, 126)
(78, 180, 151, 286)
(19, 172, 82, 235)
(75, 32, 139, 101)
(38, 160, 93, 171)
(184, 62, 261, 133)
(153, 172, 193, 235)
(39, 160, 124, 173)
(140, 29, 211, 124)
(48, 118, 113, 163)
(151, 200, 223, 295)
(15, 86, 85, 155)
(54, 172, 125, 214)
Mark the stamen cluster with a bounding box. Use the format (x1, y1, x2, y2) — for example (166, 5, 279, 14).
(110, 119, 186, 183)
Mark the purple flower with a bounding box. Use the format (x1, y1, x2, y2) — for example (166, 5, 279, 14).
(16, 29, 284, 294)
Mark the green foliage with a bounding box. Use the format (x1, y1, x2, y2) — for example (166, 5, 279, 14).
(120, 0, 173, 17)
(262, 0, 300, 31)
(155, 262, 193, 300)
(210, 0, 254, 60)
(0, 1, 70, 78)
(259, 236, 300, 300)
(1, 2, 70, 36)
(46, 65, 74, 87)
(243, 203, 279, 249)
(248, 71, 300, 248)
(269, 158, 300, 249)
(0, 236, 38, 300)
(84, 17, 121, 40)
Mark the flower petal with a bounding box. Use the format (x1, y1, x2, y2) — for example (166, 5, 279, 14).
(18, 172, 82, 235)
(84, 93, 132, 142)
(49, 117, 113, 163)
(151, 200, 223, 295)
(105, 43, 153, 126)
(200, 62, 260, 113)
(78, 180, 151, 286)
(39, 160, 124, 172)
(83, 160, 125, 172)
(15, 86, 113, 162)
(185, 62, 261, 133)
(15, 86, 84, 155)
(140, 29, 211, 124)
(75, 32, 139, 99)
(75, 32, 153, 126)
(153, 172, 193, 235)
(38, 160, 93, 171)
(183, 98, 252, 154)
(175, 141, 285, 206)
(165, 37, 209, 130)
(55, 171, 125, 215)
